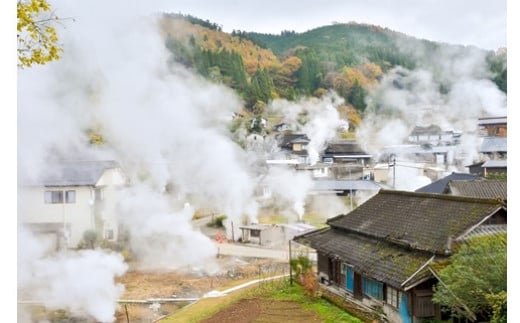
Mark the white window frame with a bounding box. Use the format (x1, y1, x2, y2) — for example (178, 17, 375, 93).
(44, 190, 63, 204)
(386, 285, 401, 309)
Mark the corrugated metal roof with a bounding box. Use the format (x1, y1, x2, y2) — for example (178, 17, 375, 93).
(482, 160, 507, 168)
(480, 137, 507, 153)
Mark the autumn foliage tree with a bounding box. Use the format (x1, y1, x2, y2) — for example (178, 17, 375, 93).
(17, 0, 62, 68)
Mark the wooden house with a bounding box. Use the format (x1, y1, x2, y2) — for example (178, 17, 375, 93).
(293, 190, 506, 323)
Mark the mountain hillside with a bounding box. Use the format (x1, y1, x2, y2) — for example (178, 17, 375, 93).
(159, 13, 506, 121)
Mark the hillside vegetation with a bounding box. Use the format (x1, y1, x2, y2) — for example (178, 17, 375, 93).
(159, 13, 507, 120)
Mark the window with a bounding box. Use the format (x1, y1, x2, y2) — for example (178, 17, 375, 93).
(94, 188, 103, 201)
(250, 229, 260, 238)
(44, 191, 63, 204)
(65, 190, 76, 203)
(362, 277, 383, 300)
(386, 286, 400, 308)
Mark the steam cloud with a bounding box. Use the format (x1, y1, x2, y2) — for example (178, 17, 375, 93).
(17, 0, 259, 321)
(357, 44, 506, 189)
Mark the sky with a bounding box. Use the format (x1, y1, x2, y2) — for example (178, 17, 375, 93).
(154, 0, 507, 51)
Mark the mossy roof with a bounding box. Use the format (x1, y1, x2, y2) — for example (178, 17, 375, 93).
(294, 227, 435, 288)
(326, 190, 504, 254)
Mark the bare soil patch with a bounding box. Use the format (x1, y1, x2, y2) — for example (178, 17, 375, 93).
(114, 258, 288, 322)
(200, 298, 323, 323)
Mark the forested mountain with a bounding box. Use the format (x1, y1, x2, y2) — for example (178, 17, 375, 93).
(160, 13, 507, 120)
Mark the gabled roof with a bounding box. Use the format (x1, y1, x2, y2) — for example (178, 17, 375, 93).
(446, 180, 507, 200)
(23, 160, 121, 187)
(294, 228, 436, 289)
(415, 172, 481, 193)
(326, 190, 504, 254)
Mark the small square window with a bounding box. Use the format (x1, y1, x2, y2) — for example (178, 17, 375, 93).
(65, 190, 76, 203)
(44, 191, 63, 204)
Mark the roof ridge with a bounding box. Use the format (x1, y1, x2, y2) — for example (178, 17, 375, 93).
(378, 189, 503, 205)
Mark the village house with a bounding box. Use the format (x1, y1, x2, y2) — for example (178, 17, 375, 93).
(18, 160, 127, 250)
(478, 116, 507, 137)
(466, 160, 507, 177)
(270, 133, 311, 165)
(293, 190, 506, 323)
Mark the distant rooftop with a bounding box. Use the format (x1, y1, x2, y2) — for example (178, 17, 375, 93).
(415, 172, 481, 194)
(480, 137, 507, 153)
(478, 116, 507, 126)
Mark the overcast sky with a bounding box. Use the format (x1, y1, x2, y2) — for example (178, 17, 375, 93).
(152, 0, 507, 51)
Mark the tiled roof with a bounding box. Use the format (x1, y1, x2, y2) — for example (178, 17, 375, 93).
(277, 134, 310, 147)
(326, 190, 504, 254)
(23, 160, 120, 187)
(294, 228, 436, 288)
(323, 140, 368, 155)
(415, 172, 481, 193)
(447, 180, 507, 200)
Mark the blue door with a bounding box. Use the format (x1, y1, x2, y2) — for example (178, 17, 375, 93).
(345, 265, 354, 292)
(400, 293, 412, 323)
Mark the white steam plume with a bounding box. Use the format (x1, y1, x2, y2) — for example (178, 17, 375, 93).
(17, 0, 260, 320)
(357, 44, 506, 171)
(269, 92, 348, 165)
(18, 226, 127, 322)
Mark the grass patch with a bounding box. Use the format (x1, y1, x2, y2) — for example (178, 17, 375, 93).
(159, 278, 363, 323)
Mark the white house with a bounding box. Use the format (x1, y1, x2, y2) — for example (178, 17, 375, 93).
(18, 160, 127, 250)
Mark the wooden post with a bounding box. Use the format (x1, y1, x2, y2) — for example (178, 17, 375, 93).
(289, 240, 293, 286)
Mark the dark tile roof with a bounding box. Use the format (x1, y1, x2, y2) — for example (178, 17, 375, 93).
(277, 134, 310, 148)
(323, 140, 368, 155)
(415, 172, 481, 193)
(326, 190, 504, 254)
(447, 180, 507, 200)
(410, 125, 442, 135)
(23, 160, 120, 187)
(294, 228, 436, 288)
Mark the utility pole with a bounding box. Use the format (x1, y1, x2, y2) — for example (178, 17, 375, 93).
(392, 156, 396, 189)
(289, 240, 293, 286)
